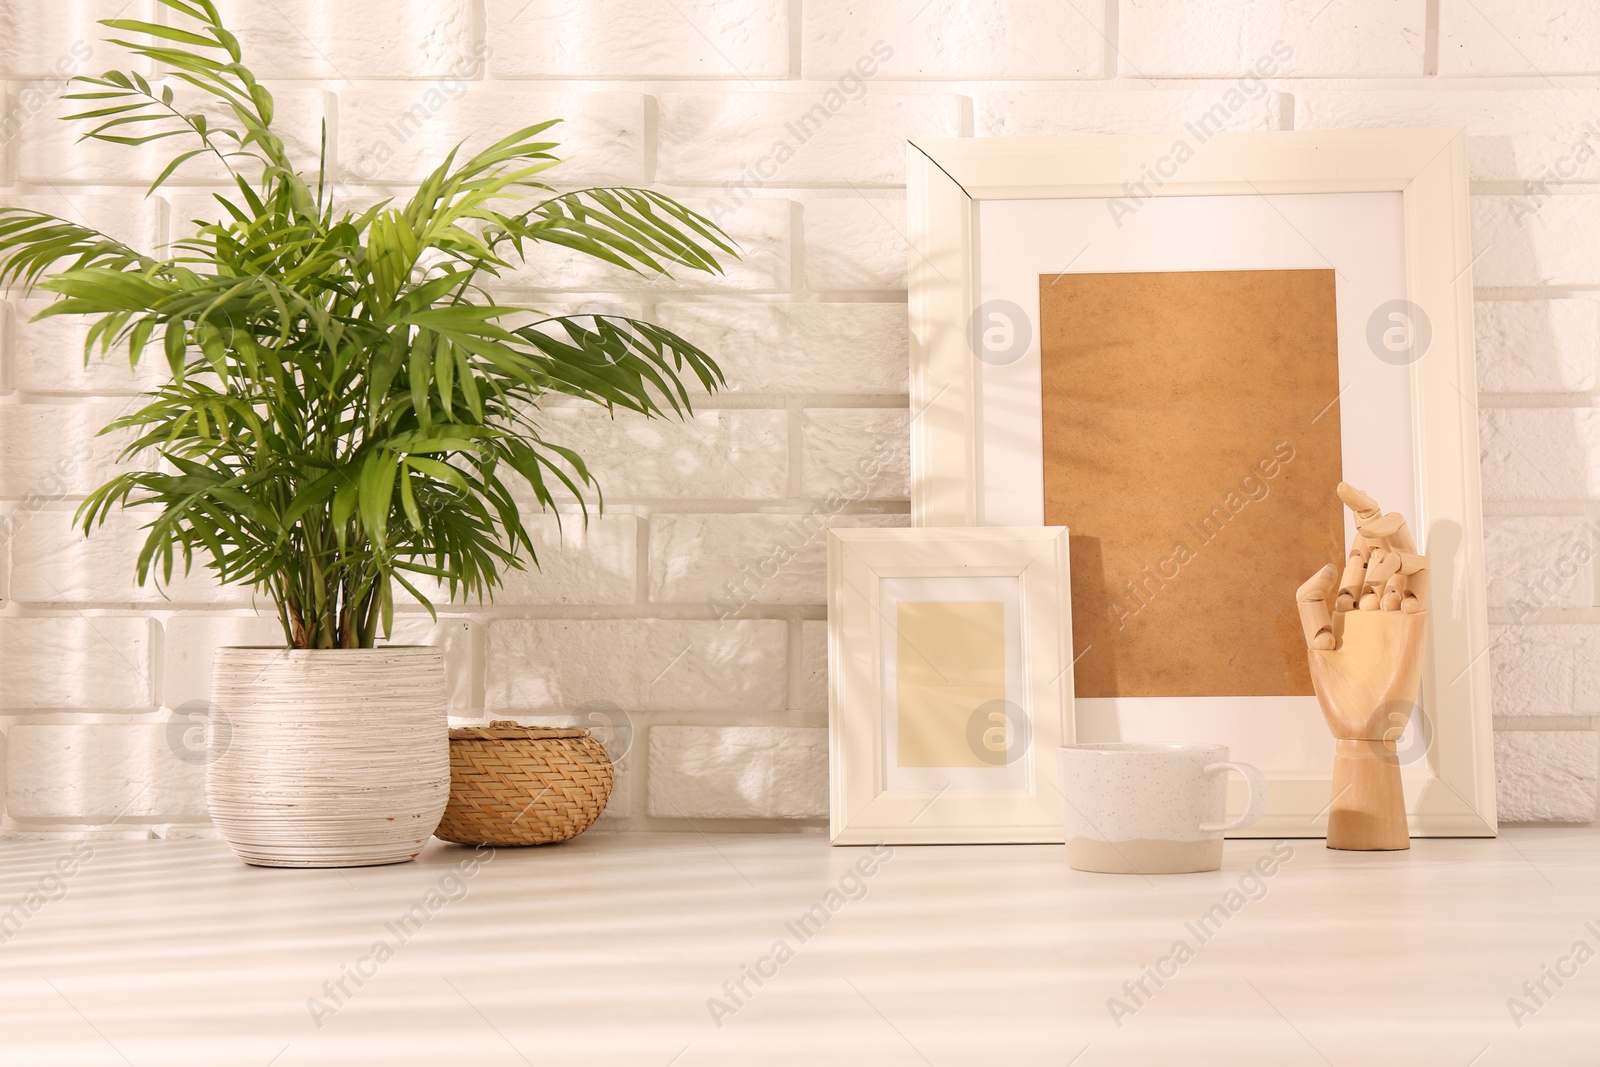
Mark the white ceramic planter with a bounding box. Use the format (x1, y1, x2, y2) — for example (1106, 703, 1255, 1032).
(208, 647, 450, 868)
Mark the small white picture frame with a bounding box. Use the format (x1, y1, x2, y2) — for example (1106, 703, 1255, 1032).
(827, 527, 1074, 844)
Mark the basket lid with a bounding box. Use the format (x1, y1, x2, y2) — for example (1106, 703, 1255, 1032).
(449, 720, 592, 741)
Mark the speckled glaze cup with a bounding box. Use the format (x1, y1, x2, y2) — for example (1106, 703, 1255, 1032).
(1058, 743, 1268, 875)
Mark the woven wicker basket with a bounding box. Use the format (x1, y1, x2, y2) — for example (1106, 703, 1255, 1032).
(434, 721, 614, 846)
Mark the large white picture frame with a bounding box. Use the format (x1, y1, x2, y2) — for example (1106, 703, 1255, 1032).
(828, 527, 1073, 844)
(907, 130, 1496, 838)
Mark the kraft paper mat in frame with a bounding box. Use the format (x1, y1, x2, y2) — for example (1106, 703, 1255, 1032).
(1039, 268, 1344, 699)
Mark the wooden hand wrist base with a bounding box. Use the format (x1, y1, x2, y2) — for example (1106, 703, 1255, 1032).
(1327, 738, 1408, 851)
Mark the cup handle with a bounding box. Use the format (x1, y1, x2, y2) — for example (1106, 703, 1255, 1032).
(1198, 761, 1269, 834)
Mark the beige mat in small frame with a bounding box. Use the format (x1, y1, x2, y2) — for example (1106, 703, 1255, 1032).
(828, 527, 1073, 844)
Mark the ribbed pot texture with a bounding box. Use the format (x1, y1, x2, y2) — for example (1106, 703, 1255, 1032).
(208, 647, 450, 868)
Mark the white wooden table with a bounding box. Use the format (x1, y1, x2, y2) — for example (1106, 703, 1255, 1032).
(0, 828, 1594, 1065)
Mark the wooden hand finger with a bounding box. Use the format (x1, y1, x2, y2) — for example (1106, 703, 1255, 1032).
(1295, 564, 1339, 650)
(1336, 482, 1382, 522)
(1354, 547, 1391, 610)
(1381, 572, 1405, 611)
(1354, 511, 1405, 541)
(1364, 548, 1402, 591)
(1337, 535, 1369, 611)
(1384, 516, 1417, 555)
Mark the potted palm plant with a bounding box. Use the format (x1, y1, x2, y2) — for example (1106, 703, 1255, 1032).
(0, 1, 734, 867)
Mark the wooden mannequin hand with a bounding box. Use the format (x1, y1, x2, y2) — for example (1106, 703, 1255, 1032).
(1294, 484, 1428, 743)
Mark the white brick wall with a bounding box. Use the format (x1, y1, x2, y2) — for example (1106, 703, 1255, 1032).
(655, 303, 909, 395)
(801, 409, 910, 500)
(1483, 517, 1598, 610)
(1297, 89, 1600, 184)
(337, 90, 646, 185)
(0, 618, 154, 709)
(799, 620, 828, 715)
(1494, 731, 1598, 822)
(1490, 628, 1575, 716)
(1480, 409, 1600, 499)
(5, 723, 205, 819)
(977, 88, 1289, 137)
(648, 512, 906, 605)
(1475, 298, 1599, 393)
(647, 725, 827, 819)
(491, 514, 640, 605)
(1473, 194, 1600, 288)
(0, 1, 147, 80)
(1438, 0, 1600, 76)
(488, 0, 791, 80)
(802, 1, 1107, 81)
(207, 0, 481, 81)
(656, 92, 967, 185)
(7, 507, 248, 606)
(801, 196, 907, 290)
(0, 0, 1594, 834)
(528, 407, 790, 501)
(486, 619, 788, 713)
(1119, 0, 1426, 77)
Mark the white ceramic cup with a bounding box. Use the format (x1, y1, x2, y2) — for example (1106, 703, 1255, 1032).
(1057, 743, 1269, 874)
